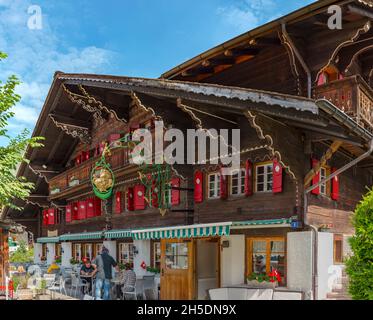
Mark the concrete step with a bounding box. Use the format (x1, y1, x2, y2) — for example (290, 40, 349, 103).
(326, 292, 352, 300)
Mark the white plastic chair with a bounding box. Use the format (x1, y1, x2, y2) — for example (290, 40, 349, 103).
(122, 284, 137, 300)
(71, 273, 89, 298)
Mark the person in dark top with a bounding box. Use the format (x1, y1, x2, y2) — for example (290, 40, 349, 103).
(93, 246, 119, 300)
(80, 259, 97, 295)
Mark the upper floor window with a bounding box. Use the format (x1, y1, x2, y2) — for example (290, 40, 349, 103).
(231, 168, 246, 196)
(208, 172, 220, 199)
(320, 167, 327, 195)
(255, 163, 273, 193)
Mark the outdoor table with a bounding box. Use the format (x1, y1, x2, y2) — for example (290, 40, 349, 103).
(111, 278, 123, 299)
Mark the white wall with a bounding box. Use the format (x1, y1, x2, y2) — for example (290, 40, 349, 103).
(61, 242, 72, 267)
(46, 243, 56, 265)
(133, 240, 151, 277)
(317, 232, 334, 300)
(287, 231, 313, 299)
(220, 235, 245, 287)
(34, 243, 42, 264)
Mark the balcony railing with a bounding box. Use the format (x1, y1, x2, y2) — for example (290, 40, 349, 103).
(314, 75, 373, 132)
(49, 147, 130, 196)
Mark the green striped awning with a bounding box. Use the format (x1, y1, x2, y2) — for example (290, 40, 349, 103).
(132, 222, 231, 240)
(60, 231, 103, 241)
(104, 229, 132, 239)
(37, 237, 60, 243)
(232, 218, 292, 228)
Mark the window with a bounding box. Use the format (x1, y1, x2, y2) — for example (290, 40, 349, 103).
(165, 242, 188, 270)
(152, 242, 161, 270)
(118, 243, 134, 266)
(255, 163, 273, 192)
(41, 244, 47, 260)
(320, 167, 327, 195)
(73, 243, 81, 262)
(231, 168, 246, 195)
(82, 243, 93, 260)
(208, 173, 220, 199)
(247, 237, 286, 285)
(334, 235, 343, 264)
(94, 243, 103, 259)
(55, 243, 62, 257)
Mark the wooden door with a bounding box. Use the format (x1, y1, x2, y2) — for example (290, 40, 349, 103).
(160, 239, 195, 300)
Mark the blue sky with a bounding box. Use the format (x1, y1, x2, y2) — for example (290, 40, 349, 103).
(0, 0, 315, 142)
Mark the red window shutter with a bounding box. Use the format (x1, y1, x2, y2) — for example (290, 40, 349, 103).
(127, 188, 134, 211)
(152, 181, 159, 208)
(171, 178, 180, 206)
(47, 208, 55, 225)
(273, 159, 283, 194)
(115, 191, 122, 214)
(82, 150, 89, 162)
(75, 154, 81, 166)
(194, 171, 203, 203)
(245, 160, 253, 197)
(79, 201, 88, 220)
(65, 204, 72, 223)
(86, 198, 95, 218)
(42, 209, 48, 226)
(220, 169, 228, 200)
(72, 202, 79, 220)
(331, 167, 339, 201)
(311, 159, 320, 195)
(94, 197, 102, 216)
(134, 184, 146, 210)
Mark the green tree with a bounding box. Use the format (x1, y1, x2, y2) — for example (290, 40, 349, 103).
(345, 188, 373, 300)
(10, 240, 34, 263)
(0, 52, 43, 214)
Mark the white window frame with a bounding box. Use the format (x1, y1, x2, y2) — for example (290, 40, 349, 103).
(208, 172, 221, 199)
(320, 167, 327, 195)
(118, 243, 134, 265)
(255, 163, 273, 193)
(230, 168, 246, 196)
(73, 243, 81, 261)
(83, 243, 93, 260)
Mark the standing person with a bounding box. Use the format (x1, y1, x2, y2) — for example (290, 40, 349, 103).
(92, 246, 119, 300)
(80, 259, 97, 295)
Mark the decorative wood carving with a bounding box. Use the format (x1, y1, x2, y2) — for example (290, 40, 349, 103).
(49, 114, 91, 144)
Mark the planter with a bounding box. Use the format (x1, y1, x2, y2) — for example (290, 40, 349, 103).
(319, 228, 331, 232)
(246, 279, 278, 289)
(17, 289, 34, 300)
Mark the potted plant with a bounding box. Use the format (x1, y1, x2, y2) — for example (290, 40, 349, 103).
(146, 266, 160, 274)
(319, 224, 332, 232)
(119, 262, 134, 271)
(55, 255, 61, 264)
(247, 270, 282, 289)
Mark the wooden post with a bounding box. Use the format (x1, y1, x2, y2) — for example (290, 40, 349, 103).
(304, 140, 343, 187)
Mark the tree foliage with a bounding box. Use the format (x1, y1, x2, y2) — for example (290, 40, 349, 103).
(345, 188, 373, 300)
(10, 240, 34, 263)
(0, 52, 44, 214)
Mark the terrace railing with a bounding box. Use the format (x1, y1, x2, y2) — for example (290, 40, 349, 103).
(314, 75, 373, 132)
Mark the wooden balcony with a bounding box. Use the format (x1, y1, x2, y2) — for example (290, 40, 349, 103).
(49, 147, 130, 196)
(314, 76, 373, 132)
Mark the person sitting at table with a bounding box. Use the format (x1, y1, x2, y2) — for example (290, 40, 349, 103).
(80, 258, 97, 295)
(122, 265, 137, 298)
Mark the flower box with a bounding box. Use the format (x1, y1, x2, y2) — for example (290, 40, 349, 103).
(246, 279, 278, 289)
(68, 179, 80, 187)
(17, 289, 34, 300)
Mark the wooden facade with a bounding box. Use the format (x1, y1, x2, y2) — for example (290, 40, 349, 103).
(2, 0, 373, 299)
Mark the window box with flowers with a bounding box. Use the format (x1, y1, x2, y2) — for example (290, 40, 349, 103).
(246, 270, 282, 289)
(54, 255, 61, 264)
(319, 224, 332, 232)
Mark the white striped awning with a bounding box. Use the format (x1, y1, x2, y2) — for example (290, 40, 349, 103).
(132, 222, 231, 240)
(59, 231, 103, 241)
(104, 229, 132, 239)
(37, 237, 60, 244)
(232, 218, 293, 228)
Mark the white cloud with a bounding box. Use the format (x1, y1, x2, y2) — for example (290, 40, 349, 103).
(217, 0, 278, 33)
(0, 0, 114, 135)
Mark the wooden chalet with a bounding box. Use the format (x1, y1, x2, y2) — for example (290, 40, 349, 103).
(2, 0, 373, 299)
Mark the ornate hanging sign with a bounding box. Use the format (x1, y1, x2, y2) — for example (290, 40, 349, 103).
(91, 146, 115, 200)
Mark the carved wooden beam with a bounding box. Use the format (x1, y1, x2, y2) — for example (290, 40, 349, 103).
(49, 114, 91, 144)
(304, 140, 343, 186)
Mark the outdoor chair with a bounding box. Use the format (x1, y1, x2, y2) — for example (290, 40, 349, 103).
(43, 274, 56, 288)
(122, 285, 137, 300)
(70, 273, 89, 298)
(142, 275, 156, 300)
(48, 277, 67, 298)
